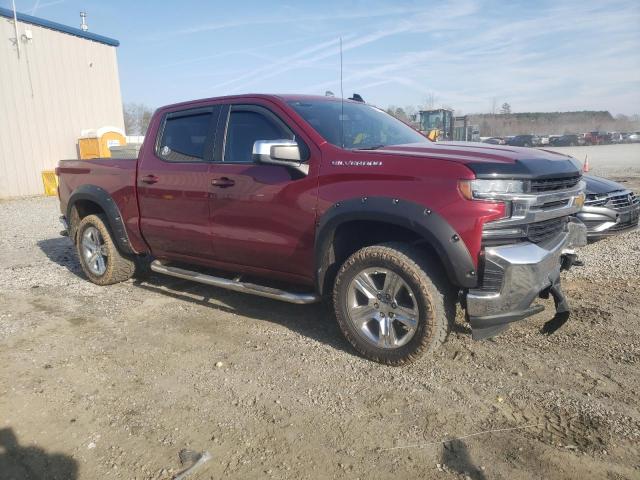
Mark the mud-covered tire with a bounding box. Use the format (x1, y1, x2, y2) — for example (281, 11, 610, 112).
(75, 214, 135, 286)
(333, 242, 453, 366)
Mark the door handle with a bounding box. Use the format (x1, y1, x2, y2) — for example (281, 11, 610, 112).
(211, 177, 235, 188)
(141, 174, 159, 185)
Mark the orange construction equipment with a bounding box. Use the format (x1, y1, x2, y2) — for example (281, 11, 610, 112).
(583, 155, 590, 173)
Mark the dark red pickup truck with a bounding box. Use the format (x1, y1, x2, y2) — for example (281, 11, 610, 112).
(57, 94, 587, 365)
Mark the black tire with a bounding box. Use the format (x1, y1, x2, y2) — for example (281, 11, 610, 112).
(75, 214, 135, 285)
(333, 242, 454, 366)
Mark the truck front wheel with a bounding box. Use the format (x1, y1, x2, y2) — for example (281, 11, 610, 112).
(333, 242, 453, 365)
(75, 214, 135, 285)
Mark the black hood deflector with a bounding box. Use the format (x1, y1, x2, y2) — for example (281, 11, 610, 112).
(467, 156, 581, 180)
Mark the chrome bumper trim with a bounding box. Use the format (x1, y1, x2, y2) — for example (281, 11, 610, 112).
(577, 203, 640, 236)
(466, 218, 587, 338)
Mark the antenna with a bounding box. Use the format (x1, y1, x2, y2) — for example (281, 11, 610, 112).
(340, 36, 344, 148)
(11, 0, 20, 59)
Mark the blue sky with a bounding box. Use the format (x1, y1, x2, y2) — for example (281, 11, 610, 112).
(5, 0, 640, 114)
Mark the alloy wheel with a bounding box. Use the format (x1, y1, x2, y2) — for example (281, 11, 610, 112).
(346, 268, 419, 349)
(81, 226, 108, 276)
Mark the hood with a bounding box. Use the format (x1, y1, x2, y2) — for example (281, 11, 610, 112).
(584, 175, 628, 195)
(371, 142, 582, 179)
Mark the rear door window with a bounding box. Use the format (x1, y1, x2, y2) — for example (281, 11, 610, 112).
(157, 108, 217, 162)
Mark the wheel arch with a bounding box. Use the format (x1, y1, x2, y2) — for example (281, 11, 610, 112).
(315, 197, 478, 295)
(66, 185, 135, 255)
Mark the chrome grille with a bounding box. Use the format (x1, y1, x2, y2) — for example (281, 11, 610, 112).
(529, 175, 581, 193)
(585, 190, 639, 210)
(526, 217, 567, 243)
(584, 196, 608, 207)
(606, 191, 638, 209)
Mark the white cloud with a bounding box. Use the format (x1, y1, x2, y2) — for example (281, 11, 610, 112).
(149, 0, 640, 114)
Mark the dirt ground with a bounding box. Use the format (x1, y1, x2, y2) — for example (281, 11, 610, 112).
(1, 149, 640, 479)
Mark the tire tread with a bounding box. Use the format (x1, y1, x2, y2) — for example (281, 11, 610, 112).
(75, 214, 135, 285)
(333, 242, 454, 366)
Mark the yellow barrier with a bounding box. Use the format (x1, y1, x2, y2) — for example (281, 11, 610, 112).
(42, 170, 58, 196)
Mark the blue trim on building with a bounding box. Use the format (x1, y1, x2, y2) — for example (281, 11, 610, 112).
(0, 6, 119, 47)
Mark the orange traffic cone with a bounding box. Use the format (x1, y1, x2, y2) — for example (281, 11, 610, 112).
(583, 155, 590, 173)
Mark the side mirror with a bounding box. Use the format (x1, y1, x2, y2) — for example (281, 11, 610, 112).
(252, 140, 308, 175)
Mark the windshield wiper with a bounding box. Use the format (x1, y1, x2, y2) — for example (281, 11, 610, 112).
(354, 144, 386, 150)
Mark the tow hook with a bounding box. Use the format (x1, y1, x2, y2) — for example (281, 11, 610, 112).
(539, 276, 571, 334)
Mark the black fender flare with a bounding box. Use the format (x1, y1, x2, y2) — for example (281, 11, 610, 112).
(66, 185, 135, 255)
(315, 196, 478, 294)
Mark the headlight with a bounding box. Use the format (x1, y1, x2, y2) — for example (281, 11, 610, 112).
(458, 179, 526, 200)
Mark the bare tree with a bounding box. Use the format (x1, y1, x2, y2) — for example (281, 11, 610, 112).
(500, 102, 511, 115)
(395, 107, 409, 122)
(424, 92, 437, 110)
(491, 97, 499, 114)
(123, 103, 154, 135)
(123, 103, 137, 135)
(404, 105, 417, 119)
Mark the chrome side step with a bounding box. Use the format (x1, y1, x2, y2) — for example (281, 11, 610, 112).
(149, 260, 320, 305)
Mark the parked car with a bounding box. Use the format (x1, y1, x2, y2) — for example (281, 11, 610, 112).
(626, 132, 640, 143)
(583, 131, 608, 145)
(56, 94, 587, 365)
(608, 132, 624, 144)
(550, 134, 580, 147)
(482, 137, 506, 145)
(578, 175, 640, 239)
(506, 134, 540, 147)
(583, 132, 595, 145)
(539, 135, 550, 145)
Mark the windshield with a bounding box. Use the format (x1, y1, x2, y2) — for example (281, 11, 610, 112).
(287, 100, 429, 149)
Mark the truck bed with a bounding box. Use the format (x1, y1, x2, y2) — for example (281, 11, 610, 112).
(57, 157, 145, 252)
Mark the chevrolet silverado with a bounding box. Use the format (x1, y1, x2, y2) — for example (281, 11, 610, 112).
(56, 94, 587, 365)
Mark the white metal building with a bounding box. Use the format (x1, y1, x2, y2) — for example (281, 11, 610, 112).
(0, 7, 124, 197)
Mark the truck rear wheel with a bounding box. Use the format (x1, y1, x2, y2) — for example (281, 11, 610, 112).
(75, 214, 135, 285)
(333, 242, 453, 365)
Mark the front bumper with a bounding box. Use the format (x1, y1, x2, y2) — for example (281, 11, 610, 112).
(466, 218, 587, 339)
(576, 204, 639, 238)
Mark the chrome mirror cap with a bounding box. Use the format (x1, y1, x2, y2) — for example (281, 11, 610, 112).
(252, 140, 308, 174)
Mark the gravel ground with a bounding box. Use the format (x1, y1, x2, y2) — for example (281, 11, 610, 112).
(1, 162, 640, 479)
(545, 143, 640, 174)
